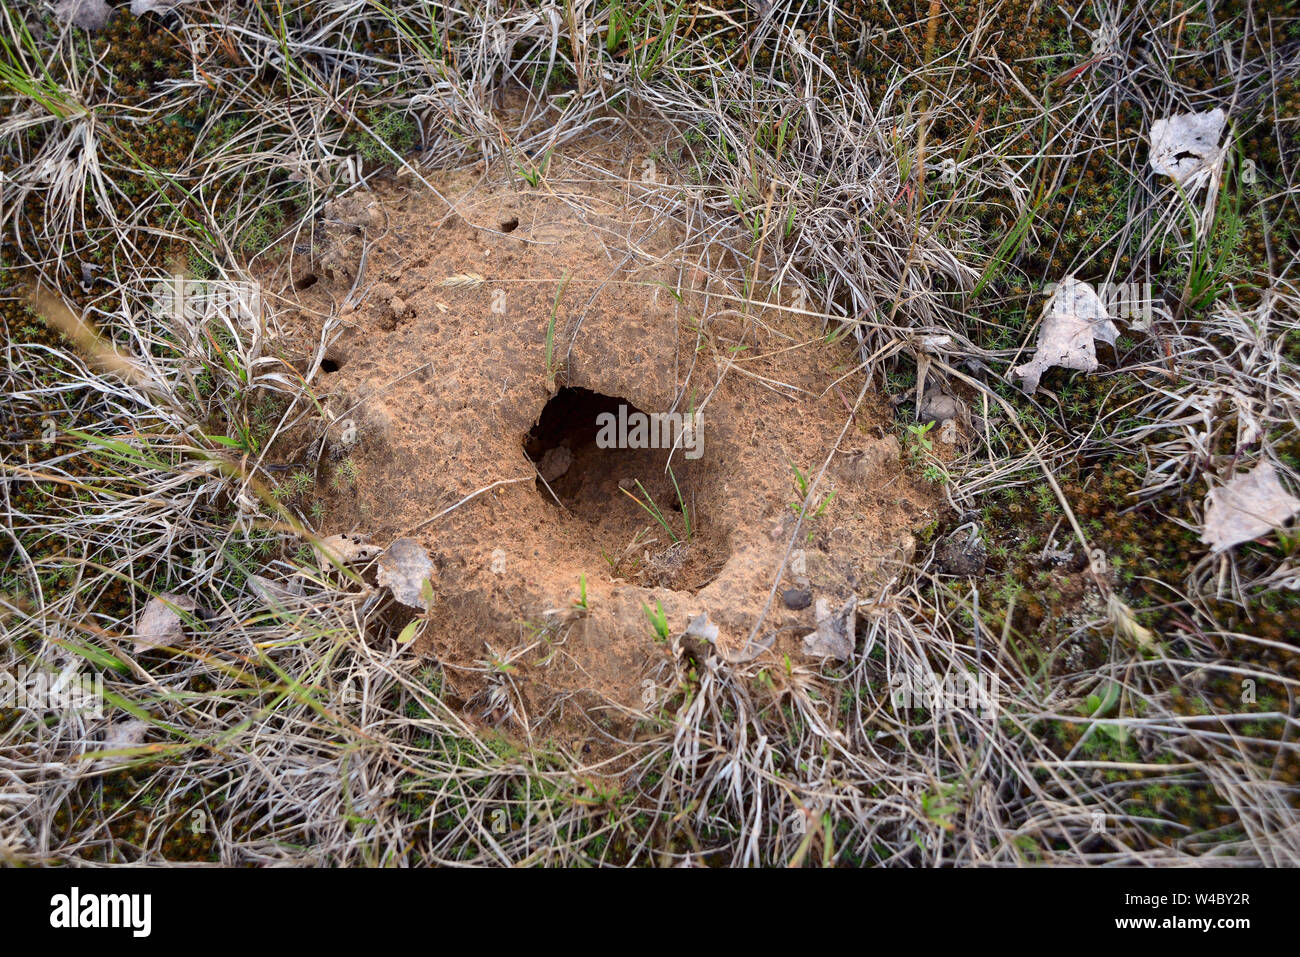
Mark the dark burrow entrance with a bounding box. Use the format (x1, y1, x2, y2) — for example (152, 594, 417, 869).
(523, 387, 634, 499)
(522, 387, 729, 590)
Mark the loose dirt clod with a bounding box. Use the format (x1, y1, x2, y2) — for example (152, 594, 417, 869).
(782, 587, 813, 610)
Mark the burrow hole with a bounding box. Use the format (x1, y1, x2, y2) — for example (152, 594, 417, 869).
(522, 387, 729, 590)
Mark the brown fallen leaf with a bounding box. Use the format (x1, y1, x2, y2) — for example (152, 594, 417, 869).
(801, 595, 857, 661)
(376, 538, 434, 609)
(1013, 278, 1118, 393)
(134, 593, 199, 654)
(313, 533, 381, 568)
(1201, 460, 1300, 552)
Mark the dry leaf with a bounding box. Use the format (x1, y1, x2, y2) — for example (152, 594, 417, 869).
(684, 612, 720, 644)
(247, 573, 304, 606)
(1107, 594, 1158, 653)
(1201, 461, 1300, 552)
(1013, 278, 1118, 393)
(377, 538, 434, 609)
(55, 0, 112, 30)
(134, 593, 198, 654)
(801, 596, 856, 661)
(313, 533, 380, 568)
(1149, 108, 1226, 185)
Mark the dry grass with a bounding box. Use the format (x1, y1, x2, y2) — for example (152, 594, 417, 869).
(1, 0, 1297, 865)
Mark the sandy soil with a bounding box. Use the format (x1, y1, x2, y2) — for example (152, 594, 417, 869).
(256, 131, 937, 753)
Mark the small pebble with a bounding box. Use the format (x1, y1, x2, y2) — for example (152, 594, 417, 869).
(538, 446, 573, 482)
(782, 587, 812, 610)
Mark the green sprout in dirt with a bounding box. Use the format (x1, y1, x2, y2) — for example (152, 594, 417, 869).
(621, 472, 690, 544)
(903, 421, 948, 485)
(642, 600, 670, 643)
(666, 466, 692, 539)
(789, 463, 834, 539)
(573, 573, 589, 611)
(331, 458, 360, 491)
(904, 420, 936, 458)
(515, 150, 550, 188)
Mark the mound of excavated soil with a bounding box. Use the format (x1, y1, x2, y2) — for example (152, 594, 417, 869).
(258, 132, 935, 751)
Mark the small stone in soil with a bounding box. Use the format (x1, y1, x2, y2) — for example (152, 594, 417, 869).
(782, 587, 812, 610)
(538, 445, 573, 482)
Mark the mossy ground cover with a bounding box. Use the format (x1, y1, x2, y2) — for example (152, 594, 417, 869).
(1, 0, 1297, 864)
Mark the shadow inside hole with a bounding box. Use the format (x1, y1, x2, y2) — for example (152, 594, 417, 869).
(500, 217, 519, 233)
(523, 387, 727, 590)
(320, 357, 341, 373)
(524, 388, 641, 506)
